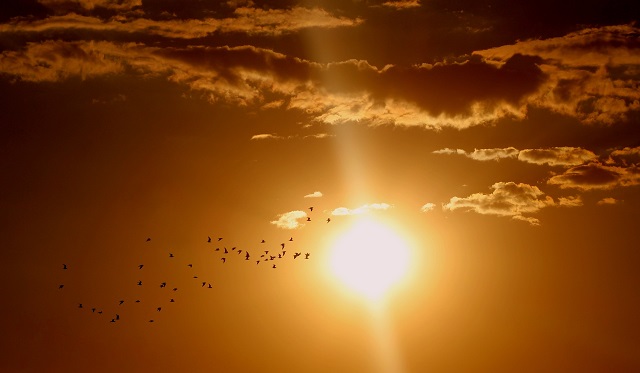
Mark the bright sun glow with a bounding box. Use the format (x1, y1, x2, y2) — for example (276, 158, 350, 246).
(329, 218, 411, 301)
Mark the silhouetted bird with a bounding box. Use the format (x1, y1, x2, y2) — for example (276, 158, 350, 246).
(119, 300, 124, 305)
(282, 250, 286, 256)
(172, 288, 178, 291)
(98, 311, 102, 314)
(91, 308, 96, 313)
(215, 248, 220, 251)
(58, 284, 64, 289)
(137, 281, 142, 286)
(135, 300, 140, 303)
(111, 319, 116, 323)
(170, 299, 175, 303)
(256, 260, 260, 265)
(289, 237, 293, 241)
(208, 283, 212, 288)
(281, 243, 285, 249)
(193, 275, 198, 279)
(202, 282, 206, 287)
(218, 238, 223, 241)
(238, 250, 242, 254)
(294, 253, 301, 259)
(149, 320, 154, 323)
(270, 256, 276, 260)
(224, 248, 228, 254)
(326, 218, 331, 223)
(309, 207, 313, 211)
(157, 307, 161, 312)
(245, 252, 250, 259)
(264, 250, 269, 254)
(63, 264, 67, 270)
(146, 238, 151, 242)
(272, 264, 276, 269)
(305, 253, 310, 259)
(160, 282, 166, 288)
(169, 253, 174, 258)
(138, 264, 144, 269)
(208, 236, 212, 243)
(232, 247, 236, 251)
(278, 254, 282, 259)
(116, 314, 120, 320)
(221, 258, 226, 264)
(307, 217, 311, 221)
(79, 303, 83, 308)
(188, 264, 193, 268)
(261, 239, 265, 243)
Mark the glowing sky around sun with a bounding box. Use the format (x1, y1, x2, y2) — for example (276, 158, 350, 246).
(1, 1, 639, 372)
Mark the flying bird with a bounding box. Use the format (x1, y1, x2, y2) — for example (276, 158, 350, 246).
(207, 236, 211, 243)
(293, 253, 301, 259)
(91, 308, 96, 313)
(172, 288, 178, 291)
(111, 319, 116, 323)
(170, 299, 175, 303)
(169, 253, 174, 258)
(261, 239, 265, 243)
(116, 314, 120, 320)
(149, 320, 154, 323)
(137, 281, 142, 286)
(63, 264, 67, 270)
(305, 253, 310, 259)
(217, 237, 223, 241)
(208, 283, 212, 288)
(188, 264, 193, 268)
(221, 258, 226, 264)
(224, 248, 228, 254)
(58, 284, 64, 289)
(138, 264, 144, 269)
(157, 307, 161, 312)
(309, 207, 313, 211)
(289, 237, 293, 241)
(78, 303, 83, 308)
(256, 260, 260, 265)
(160, 282, 166, 288)
(146, 238, 151, 242)
(307, 217, 311, 221)
(135, 300, 140, 303)
(281, 243, 285, 249)
(119, 300, 124, 305)
(272, 265, 276, 269)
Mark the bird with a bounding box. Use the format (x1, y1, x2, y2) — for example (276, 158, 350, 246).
(58, 284, 64, 289)
(293, 253, 301, 259)
(208, 283, 212, 288)
(193, 275, 198, 279)
(157, 307, 161, 312)
(282, 251, 286, 256)
(309, 207, 313, 212)
(231, 247, 236, 251)
(307, 217, 311, 221)
(137, 281, 142, 286)
(116, 314, 120, 320)
(224, 248, 228, 254)
(217, 237, 223, 241)
(237, 250, 242, 254)
(160, 282, 166, 288)
(79, 303, 83, 308)
(63, 264, 67, 270)
(326, 218, 331, 223)
(256, 260, 260, 265)
(135, 300, 140, 303)
(221, 258, 226, 264)
(281, 243, 285, 249)
(138, 264, 144, 269)
(188, 264, 193, 268)
(146, 237, 151, 242)
(170, 299, 175, 303)
(207, 236, 211, 243)
(110, 319, 116, 323)
(149, 320, 154, 323)
(172, 288, 178, 291)
(272, 264, 276, 269)
(264, 250, 269, 254)
(245, 252, 250, 259)
(119, 300, 124, 305)
(289, 237, 293, 241)
(98, 311, 103, 314)
(215, 248, 220, 251)
(91, 308, 96, 313)
(305, 253, 310, 259)
(169, 253, 174, 258)
(202, 282, 206, 287)
(261, 239, 265, 243)
(278, 254, 282, 259)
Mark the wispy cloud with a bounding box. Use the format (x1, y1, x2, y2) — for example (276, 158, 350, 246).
(434, 146, 597, 166)
(597, 197, 621, 205)
(443, 182, 579, 225)
(0, 7, 363, 38)
(250, 134, 284, 140)
(332, 203, 392, 216)
(38, 0, 142, 11)
(382, 0, 420, 9)
(270, 210, 307, 229)
(547, 162, 640, 190)
(420, 203, 436, 212)
(304, 191, 323, 198)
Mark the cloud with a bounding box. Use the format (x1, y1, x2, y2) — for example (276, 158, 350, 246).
(420, 203, 436, 212)
(606, 146, 640, 166)
(443, 182, 557, 225)
(37, 0, 142, 11)
(434, 146, 596, 166)
(382, 0, 420, 9)
(517, 147, 597, 166)
(270, 210, 307, 229)
(547, 162, 640, 190)
(474, 24, 640, 125)
(332, 203, 392, 216)
(0, 7, 363, 38)
(557, 195, 583, 207)
(304, 191, 323, 198)
(597, 197, 621, 205)
(250, 134, 284, 140)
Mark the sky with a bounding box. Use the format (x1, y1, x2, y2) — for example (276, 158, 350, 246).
(1, 0, 639, 372)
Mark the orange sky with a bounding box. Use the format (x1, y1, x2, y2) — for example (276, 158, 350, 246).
(1, 1, 640, 372)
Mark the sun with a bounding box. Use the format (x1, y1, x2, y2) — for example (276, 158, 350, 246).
(328, 218, 411, 301)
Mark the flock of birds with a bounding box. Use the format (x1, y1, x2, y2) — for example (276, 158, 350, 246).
(57, 206, 331, 324)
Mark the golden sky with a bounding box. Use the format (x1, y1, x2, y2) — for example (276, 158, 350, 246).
(1, 1, 639, 372)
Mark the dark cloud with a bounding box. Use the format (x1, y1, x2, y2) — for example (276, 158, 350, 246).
(547, 162, 640, 190)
